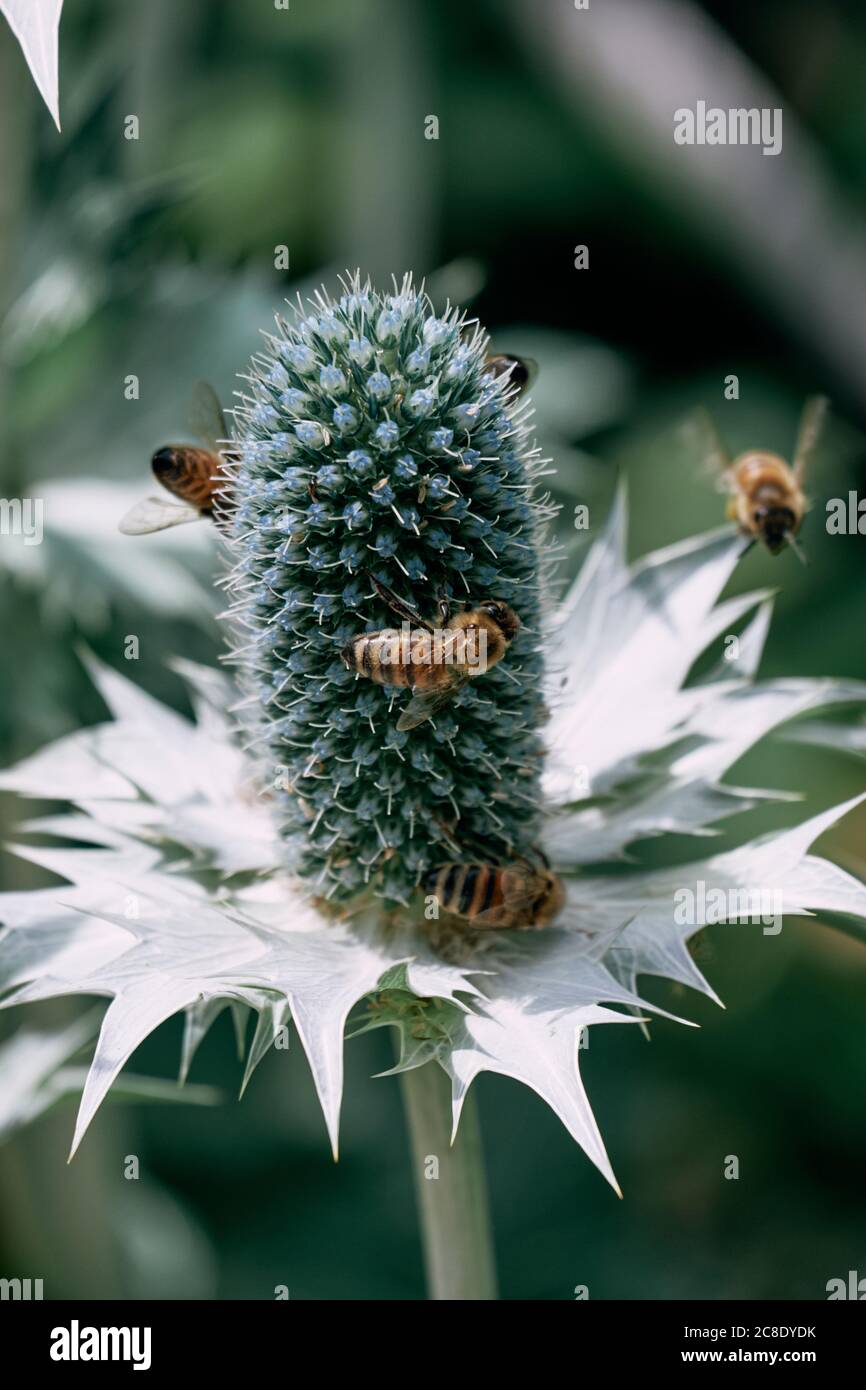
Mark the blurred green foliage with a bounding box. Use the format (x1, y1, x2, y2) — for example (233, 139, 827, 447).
(0, 0, 864, 1300)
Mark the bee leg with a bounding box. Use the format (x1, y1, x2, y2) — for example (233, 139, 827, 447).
(785, 532, 809, 566)
(370, 576, 433, 631)
(739, 538, 757, 560)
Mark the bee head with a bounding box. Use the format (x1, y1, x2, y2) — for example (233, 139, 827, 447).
(478, 600, 520, 643)
(151, 446, 183, 483)
(485, 355, 536, 396)
(753, 505, 796, 554)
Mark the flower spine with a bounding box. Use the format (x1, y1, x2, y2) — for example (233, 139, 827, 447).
(222, 274, 555, 906)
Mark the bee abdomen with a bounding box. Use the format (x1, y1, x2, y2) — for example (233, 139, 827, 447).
(152, 445, 223, 510)
(342, 628, 444, 686)
(425, 863, 501, 917)
(341, 630, 412, 685)
(342, 634, 382, 682)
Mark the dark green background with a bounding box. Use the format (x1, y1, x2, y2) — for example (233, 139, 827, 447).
(0, 0, 864, 1299)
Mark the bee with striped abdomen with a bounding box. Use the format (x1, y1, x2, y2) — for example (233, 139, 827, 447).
(341, 578, 521, 731)
(694, 395, 828, 559)
(424, 851, 564, 931)
(119, 381, 235, 535)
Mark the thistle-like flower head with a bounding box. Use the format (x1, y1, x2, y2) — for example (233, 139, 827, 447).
(2, 283, 866, 1191)
(223, 274, 553, 906)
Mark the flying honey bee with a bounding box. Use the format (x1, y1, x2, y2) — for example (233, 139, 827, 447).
(341, 578, 521, 731)
(119, 382, 235, 535)
(484, 354, 537, 396)
(424, 850, 565, 931)
(694, 396, 828, 558)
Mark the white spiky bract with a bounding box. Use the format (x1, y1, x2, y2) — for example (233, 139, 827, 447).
(0, 0, 64, 130)
(2, 488, 865, 1189)
(0, 1011, 219, 1144)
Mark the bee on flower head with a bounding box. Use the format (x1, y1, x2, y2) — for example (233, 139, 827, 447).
(341, 578, 521, 731)
(119, 382, 235, 535)
(484, 354, 537, 396)
(424, 849, 564, 931)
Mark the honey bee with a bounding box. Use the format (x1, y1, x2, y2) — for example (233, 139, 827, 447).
(484, 354, 537, 396)
(695, 396, 828, 558)
(119, 381, 235, 535)
(341, 578, 521, 731)
(424, 850, 565, 931)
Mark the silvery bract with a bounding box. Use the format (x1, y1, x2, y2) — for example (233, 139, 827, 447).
(0, 1010, 219, 1144)
(2, 279, 865, 1192)
(0, 1, 64, 129)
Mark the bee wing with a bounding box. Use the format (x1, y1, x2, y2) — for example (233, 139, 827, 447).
(471, 884, 539, 930)
(189, 380, 229, 452)
(118, 496, 202, 535)
(685, 406, 734, 491)
(396, 675, 467, 731)
(792, 394, 828, 483)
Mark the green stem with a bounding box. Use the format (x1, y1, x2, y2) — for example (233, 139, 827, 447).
(399, 1060, 498, 1300)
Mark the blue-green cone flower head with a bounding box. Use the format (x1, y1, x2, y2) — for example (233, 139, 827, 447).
(224, 274, 554, 908)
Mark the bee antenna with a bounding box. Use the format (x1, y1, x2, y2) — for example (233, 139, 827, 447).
(786, 532, 809, 566)
(369, 575, 393, 602)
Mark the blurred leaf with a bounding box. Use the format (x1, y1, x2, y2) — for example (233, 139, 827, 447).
(425, 257, 487, 312)
(109, 1176, 218, 1299)
(782, 717, 866, 760)
(169, 79, 329, 259)
(0, 479, 216, 629)
(0, 1009, 95, 1141)
(0, 1010, 219, 1143)
(492, 327, 635, 440)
